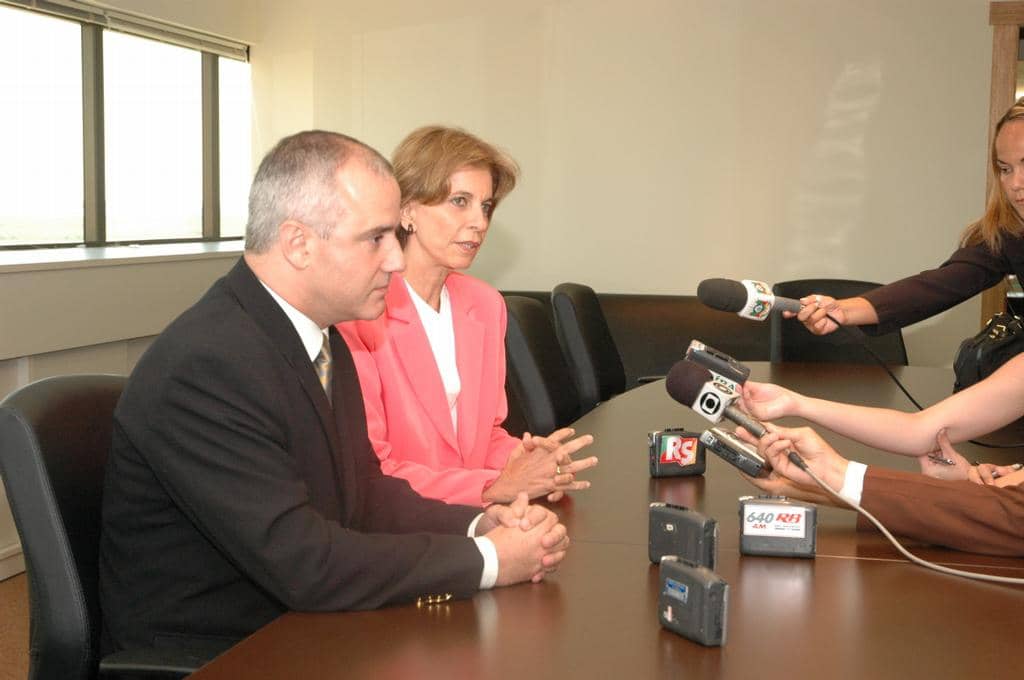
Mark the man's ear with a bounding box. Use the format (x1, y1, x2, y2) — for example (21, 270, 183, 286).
(278, 220, 313, 269)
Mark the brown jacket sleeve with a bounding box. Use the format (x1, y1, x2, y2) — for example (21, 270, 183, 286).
(860, 467, 1024, 556)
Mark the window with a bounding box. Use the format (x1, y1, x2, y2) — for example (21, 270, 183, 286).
(0, 6, 83, 245)
(219, 57, 254, 239)
(0, 1, 251, 248)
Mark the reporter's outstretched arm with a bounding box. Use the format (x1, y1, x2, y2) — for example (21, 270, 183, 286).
(742, 354, 1024, 458)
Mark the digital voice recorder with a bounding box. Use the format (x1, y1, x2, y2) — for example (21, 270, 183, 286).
(738, 495, 817, 558)
(648, 428, 706, 477)
(658, 556, 729, 647)
(648, 502, 718, 569)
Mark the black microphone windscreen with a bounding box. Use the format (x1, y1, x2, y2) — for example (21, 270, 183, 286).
(697, 278, 747, 313)
(665, 360, 714, 406)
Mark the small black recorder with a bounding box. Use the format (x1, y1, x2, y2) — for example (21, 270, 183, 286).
(658, 556, 729, 647)
(648, 428, 706, 477)
(648, 502, 717, 569)
(685, 340, 751, 391)
(738, 495, 817, 557)
(699, 427, 768, 478)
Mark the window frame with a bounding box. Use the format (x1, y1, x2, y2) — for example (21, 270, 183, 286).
(0, 0, 250, 249)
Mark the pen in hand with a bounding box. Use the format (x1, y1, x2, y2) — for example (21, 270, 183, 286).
(926, 452, 956, 466)
(927, 429, 956, 467)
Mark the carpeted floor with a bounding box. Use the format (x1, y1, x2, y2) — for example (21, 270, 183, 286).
(0, 573, 29, 680)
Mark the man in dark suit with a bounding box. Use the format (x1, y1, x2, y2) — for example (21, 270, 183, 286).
(739, 425, 1024, 556)
(99, 131, 578, 655)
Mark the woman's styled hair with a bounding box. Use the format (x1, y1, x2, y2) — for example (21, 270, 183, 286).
(962, 97, 1024, 253)
(391, 126, 519, 244)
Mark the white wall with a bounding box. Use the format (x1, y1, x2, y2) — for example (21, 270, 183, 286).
(105, 0, 993, 365)
(240, 0, 992, 367)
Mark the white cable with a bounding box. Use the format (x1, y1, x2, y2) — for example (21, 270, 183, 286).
(789, 452, 1024, 585)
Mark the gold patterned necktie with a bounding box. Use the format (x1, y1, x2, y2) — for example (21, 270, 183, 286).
(314, 332, 333, 404)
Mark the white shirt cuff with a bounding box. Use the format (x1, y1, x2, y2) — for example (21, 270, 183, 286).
(468, 513, 498, 589)
(838, 461, 868, 505)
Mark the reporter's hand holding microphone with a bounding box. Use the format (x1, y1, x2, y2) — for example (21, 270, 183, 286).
(695, 276, 880, 336)
(788, 294, 879, 336)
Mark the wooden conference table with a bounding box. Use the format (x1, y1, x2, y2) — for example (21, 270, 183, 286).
(188, 363, 1024, 680)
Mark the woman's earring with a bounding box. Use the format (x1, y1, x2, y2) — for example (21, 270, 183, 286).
(404, 223, 415, 233)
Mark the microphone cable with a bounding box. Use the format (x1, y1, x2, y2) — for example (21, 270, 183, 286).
(786, 451, 1024, 585)
(823, 312, 1024, 450)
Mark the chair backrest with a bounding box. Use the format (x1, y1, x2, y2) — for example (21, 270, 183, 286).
(598, 294, 771, 383)
(499, 290, 552, 318)
(503, 296, 583, 435)
(0, 374, 127, 680)
(770, 279, 908, 365)
(551, 283, 626, 412)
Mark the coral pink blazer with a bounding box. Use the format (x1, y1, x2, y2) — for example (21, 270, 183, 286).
(337, 273, 519, 505)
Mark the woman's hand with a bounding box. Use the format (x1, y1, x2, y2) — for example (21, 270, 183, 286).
(785, 295, 878, 336)
(975, 462, 1024, 486)
(785, 293, 844, 335)
(524, 429, 599, 502)
(733, 425, 841, 505)
(918, 429, 975, 482)
(482, 430, 597, 504)
(741, 381, 801, 421)
(736, 424, 849, 491)
(915, 430, 1024, 486)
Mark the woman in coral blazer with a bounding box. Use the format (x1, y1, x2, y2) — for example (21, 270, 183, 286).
(339, 126, 596, 505)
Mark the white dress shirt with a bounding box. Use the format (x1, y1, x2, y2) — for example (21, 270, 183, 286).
(406, 280, 461, 432)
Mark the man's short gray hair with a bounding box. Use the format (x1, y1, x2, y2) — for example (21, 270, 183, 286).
(245, 130, 393, 253)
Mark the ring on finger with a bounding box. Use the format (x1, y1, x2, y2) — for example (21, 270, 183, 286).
(556, 465, 562, 476)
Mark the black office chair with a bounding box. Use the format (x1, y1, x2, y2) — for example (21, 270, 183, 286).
(0, 374, 201, 680)
(770, 279, 908, 365)
(599, 294, 772, 384)
(503, 296, 584, 435)
(499, 290, 552, 318)
(551, 283, 627, 413)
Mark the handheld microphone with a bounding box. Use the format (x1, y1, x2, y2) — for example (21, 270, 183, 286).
(665, 360, 766, 437)
(697, 278, 802, 321)
(685, 340, 750, 391)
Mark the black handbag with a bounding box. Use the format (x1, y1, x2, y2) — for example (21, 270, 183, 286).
(952, 312, 1024, 391)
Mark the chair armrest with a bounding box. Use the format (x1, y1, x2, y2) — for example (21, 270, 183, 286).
(100, 647, 209, 679)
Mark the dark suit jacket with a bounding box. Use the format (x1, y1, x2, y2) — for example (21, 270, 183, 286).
(99, 258, 483, 654)
(861, 467, 1024, 556)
